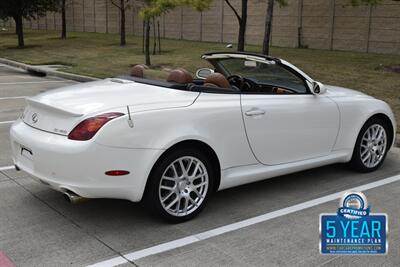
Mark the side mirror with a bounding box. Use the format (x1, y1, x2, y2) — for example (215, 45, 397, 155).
(311, 81, 327, 95)
(195, 68, 214, 80)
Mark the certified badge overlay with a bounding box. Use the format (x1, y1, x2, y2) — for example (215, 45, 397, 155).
(320, 192, 388, 254)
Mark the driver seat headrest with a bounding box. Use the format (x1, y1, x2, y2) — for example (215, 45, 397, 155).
(204, 73, 231, 89)
(167, 69, 193, 84)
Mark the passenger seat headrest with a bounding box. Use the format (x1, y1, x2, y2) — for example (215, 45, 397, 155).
(204, 73, 231, 89)
(130, 65, 147, 78)
(167, 69, 193, 84)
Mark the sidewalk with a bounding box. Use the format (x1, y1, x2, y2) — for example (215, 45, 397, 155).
(0, 58, 98, 82)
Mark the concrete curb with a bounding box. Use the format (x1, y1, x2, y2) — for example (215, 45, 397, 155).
(0, 58, 99, 82)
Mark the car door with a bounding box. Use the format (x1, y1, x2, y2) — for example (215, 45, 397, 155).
(241, 93, 340, 165)
(202, 53, 340, 165)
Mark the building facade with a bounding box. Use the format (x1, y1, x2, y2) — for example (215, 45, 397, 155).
(1, 0, 400, 54)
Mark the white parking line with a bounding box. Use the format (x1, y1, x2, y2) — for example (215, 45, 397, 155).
(87, 173, 400, 267)
(0, 81, 67, 85)
(0, 96, 27, 100)
(0, 166, 15, 171)
(0, 121, 15, 125)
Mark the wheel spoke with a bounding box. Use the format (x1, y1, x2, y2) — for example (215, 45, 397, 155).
(171, 164, 179, 178)
(194, 181, 208, 189)
(371, 127, 376, 137)
(162, 175, 177, 182)
(183, 197, 189, 214)
(362, 151, 371, 162)
(188, 197, 198, 207)
(376, 128, 383, 140)
(367, 128, 372, 140)
(175, 196, 182, 213)
(189, 174, 204, 184)
(160, 185, 174, 191)
(361, 144, 368, 149)
(178, 159, 186, 176)
(190, 162, 200, 177)
(192, 188, 203, 200)
(186, 158, 194, 174)
(369, 153, 376, 166)
(166, 195, 179, 210)
(361, 148, 369, 157)
(379, 144, 385, 153)
(161, 191, 175, 203)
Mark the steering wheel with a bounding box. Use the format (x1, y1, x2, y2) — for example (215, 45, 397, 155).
(227, 75, 244, 89)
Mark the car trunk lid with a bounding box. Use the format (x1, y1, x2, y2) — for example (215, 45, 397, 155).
(22, 78, 199, 135)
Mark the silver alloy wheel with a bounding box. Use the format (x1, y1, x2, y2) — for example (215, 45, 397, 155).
(158, 156, 209, 217)
(360, 124, 387, 168)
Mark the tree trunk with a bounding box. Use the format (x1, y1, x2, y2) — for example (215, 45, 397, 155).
(142, 21, 145, 53)
(61, 0, 67, 39)
(157, 20, 161, 54)
(262, 0, 274, 55)
(14, 15, 24, 47)
(120, 0, 126, 46)
(145, 18, 151, 66)
(237, 0, 247, 52)
(153, 17, 156, 55)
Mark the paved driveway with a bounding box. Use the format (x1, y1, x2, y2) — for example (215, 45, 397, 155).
(0, 64, 399, 266)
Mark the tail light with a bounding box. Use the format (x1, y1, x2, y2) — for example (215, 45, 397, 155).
(68, 112, 124, 141)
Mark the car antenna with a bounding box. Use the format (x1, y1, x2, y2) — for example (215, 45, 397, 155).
(126, 105, 134, 128)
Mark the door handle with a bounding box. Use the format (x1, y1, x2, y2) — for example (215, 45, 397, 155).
(245, 108, 266, 116)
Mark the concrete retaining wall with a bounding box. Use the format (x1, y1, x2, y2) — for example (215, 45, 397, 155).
(1, 0, 399, 54)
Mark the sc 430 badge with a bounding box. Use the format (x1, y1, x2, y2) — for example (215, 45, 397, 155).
(320, 192, 388, 254)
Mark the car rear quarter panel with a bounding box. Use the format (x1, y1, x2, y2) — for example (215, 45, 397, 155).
(95, 92, 258, 171)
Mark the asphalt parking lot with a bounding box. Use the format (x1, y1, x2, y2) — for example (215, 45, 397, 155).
(0, 63, 399, 267)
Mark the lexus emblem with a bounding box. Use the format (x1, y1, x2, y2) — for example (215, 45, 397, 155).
(31, 113, 39, 123)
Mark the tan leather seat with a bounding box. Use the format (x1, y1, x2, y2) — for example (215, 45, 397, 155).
(167, 69, 193, 84)
(178, 68, 194, 83)
(130, 65, 146, 78)
(204, 73, 231, 89)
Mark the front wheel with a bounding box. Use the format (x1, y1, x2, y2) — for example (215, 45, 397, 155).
(350, 118, 391, 172)
(145, 148, 214, 223)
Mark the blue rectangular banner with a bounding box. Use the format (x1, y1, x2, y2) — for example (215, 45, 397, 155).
(320, 214, 387, 254)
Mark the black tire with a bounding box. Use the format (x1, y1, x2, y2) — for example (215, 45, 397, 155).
(144, 147, 214, 223)
(349, 117, 391, 172)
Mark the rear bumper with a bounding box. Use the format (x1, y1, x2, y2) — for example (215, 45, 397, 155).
(10, 119, 162, 202)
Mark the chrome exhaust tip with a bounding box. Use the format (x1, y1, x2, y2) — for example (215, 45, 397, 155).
(63, 191, 87, 204)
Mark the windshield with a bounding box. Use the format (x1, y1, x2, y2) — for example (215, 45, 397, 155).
(217, 58, 308, 93)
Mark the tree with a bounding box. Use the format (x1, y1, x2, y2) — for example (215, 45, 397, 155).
(58, 0, 70, 39)
(110, 0, 133, 46)
(140, 0, 211, 66)
(0, 0, 57, 47)
(224, 0, 247, 52)
(57, 0, 83, 40)
(61, 0, 67, 39)
(261, 0, 286, 55)
(56, 0, 75, 39)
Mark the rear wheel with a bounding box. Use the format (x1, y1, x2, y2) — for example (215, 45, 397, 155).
(145, 148, 214, 222)
(350, 118, 391, 172)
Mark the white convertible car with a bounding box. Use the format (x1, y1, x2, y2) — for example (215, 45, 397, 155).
(10, 52, 396, 222)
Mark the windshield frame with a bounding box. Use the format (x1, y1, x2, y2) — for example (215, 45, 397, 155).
(203, 53, 313, 94)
